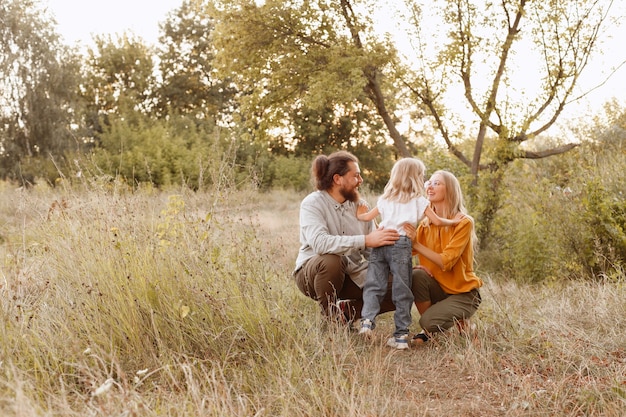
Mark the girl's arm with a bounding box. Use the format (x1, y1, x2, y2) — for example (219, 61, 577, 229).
(357, 205, 380, 222)
(423, 206, 463, 226)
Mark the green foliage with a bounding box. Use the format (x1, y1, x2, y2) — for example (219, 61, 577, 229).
(351, 138, 397, 192)
(89, 112, 237, 190)
(0, 0, 82, 183)
(470, 169, 506, 248)
(579, 178, 626, 274)
(156, 0, 235, 118)
(81, 33, 156, 128)
(210, 0, 404, 170)
(486, 168, 567, 282)
(265, 155, 312, 191)
(416, 142, 465, 174)
(288, 104, 378, 156)
(482, 116, 626, 282)
(13, 157, 64, 187)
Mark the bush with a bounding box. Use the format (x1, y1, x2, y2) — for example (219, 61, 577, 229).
(266, 155, 312, 191)
(89, 113, 241, 190)
(483, 117, 626, 282)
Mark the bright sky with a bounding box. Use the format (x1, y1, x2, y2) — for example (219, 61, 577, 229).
(45, 0, 182, 47)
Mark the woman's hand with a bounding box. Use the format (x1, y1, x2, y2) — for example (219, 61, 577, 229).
(403, 223, 417, 240)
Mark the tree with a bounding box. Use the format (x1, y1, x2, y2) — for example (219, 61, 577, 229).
(210, 0, 620, 244)
(156, 0, 235, 119)
(0, 0, 81, 184)
(81, 33, 156, 139)
(209, 0, 413, 162)
(288, 104, 380, 157)
(401, 0, 618, 244)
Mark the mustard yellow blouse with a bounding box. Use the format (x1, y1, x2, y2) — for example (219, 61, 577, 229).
(415, 218, 483, 294)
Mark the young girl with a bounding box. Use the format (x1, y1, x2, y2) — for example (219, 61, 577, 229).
(357, 158, 460, 349)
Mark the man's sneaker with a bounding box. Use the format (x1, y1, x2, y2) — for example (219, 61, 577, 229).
(386, 334, 409, 350)
(336, 299, 355, 323)
(330, 299, 355, 325)
(411, 331, 429, 346)
(359, 319, 373, 337)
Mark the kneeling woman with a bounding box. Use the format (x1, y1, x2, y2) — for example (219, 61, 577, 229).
(408, 170, 482, 344)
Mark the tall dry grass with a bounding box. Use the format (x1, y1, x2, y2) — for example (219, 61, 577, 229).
(0, 181, 624, 416)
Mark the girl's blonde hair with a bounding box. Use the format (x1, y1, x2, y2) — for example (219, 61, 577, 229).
(381, 158, 426, 204)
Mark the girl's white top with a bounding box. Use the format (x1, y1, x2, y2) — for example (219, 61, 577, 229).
(377, 195, 429, 236)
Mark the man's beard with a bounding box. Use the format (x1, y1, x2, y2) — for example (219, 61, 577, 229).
(340, 185, 360, 203)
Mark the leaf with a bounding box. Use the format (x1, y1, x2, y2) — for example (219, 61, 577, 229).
(180, 305, 190, 319)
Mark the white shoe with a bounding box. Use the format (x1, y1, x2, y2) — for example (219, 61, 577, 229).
(386, 334, 409, 350)
(359, 319, 373, 337)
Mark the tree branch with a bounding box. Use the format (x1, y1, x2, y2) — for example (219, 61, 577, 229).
(521, 143, 579, 159)
(340, 0, 411, 157)
(403, 79, 472, 167)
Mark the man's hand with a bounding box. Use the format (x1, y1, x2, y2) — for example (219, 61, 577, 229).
(365, 226, 399, 248)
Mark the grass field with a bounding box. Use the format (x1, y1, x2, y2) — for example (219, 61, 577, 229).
(0, 182, 624, 416)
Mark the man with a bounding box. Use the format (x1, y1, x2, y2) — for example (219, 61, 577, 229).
(293, 150, 402, 322)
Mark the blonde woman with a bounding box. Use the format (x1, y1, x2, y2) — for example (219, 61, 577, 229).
(407, 170, 483, 345)
(357, 158, 460, 349)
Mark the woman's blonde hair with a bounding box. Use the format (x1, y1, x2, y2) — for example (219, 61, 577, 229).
(425, 170, 478, 247)
(381, 158, 426, 203)
(434, 170, 467, 219)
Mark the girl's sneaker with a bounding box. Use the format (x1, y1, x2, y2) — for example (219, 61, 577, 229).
(359, 319, 373, 337)
(386, 334, 409, 350)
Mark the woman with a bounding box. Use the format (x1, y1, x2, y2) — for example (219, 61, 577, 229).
(408, 170, 483, 344)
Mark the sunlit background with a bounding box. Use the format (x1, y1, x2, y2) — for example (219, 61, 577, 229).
(46, 0, 626, 132)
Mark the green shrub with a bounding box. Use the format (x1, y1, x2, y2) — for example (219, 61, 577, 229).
(483, 123, 626, 282)
(266, 155, 311, 191)
(89, 113, 243, 190)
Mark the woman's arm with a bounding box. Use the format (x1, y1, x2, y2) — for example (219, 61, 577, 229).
(412, 241, 444, 269)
